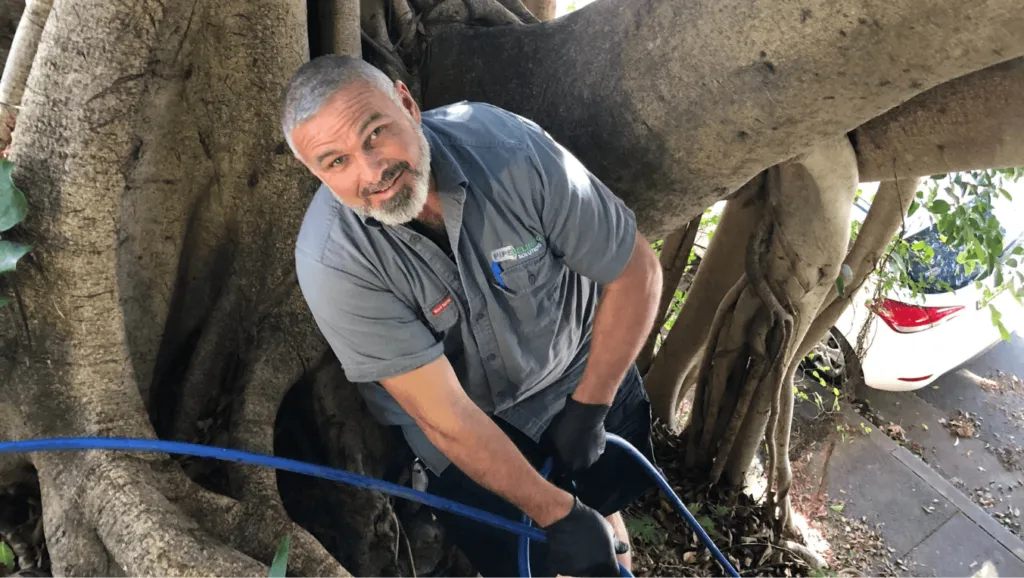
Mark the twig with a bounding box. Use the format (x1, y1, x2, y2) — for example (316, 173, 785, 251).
(391, 506, 416, 577)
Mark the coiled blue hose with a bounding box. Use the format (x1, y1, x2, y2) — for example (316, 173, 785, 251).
(0, 435, 739, 577)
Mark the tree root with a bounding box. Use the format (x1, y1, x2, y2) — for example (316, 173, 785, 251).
(644, 176, 763, 429)
(780, 539, 827, 571)
(684, 273, 746, 470)
(637, 215, 700, 374)
(33, 451, 269, 576)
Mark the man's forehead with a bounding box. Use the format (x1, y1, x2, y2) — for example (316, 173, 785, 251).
(326, 81, 393, 120)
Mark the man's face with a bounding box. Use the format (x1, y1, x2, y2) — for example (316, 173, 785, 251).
(290, 80, 431, 226)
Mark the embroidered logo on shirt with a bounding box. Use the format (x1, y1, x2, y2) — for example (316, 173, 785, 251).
(490, 236, 545, 264)
(432, 296, 453, 316)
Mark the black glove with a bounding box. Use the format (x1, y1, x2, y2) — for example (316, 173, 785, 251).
(544, 496, 620, 577)
(549, 396, 611, 472)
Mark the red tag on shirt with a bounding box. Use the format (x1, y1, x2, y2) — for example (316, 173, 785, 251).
(432, 296, 453, 316)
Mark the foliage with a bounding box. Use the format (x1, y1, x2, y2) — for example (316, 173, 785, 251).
(0, 541, 13, 570)
(861, 168, 1023, 341)
(625, 514, 666, 547)
(269, 535, 290, 578)
(0, 159, 29, 305)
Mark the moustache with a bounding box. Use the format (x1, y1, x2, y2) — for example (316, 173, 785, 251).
(362, 161, 416, 198)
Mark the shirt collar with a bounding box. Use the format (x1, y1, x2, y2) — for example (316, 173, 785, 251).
(355, 122, 468, 229)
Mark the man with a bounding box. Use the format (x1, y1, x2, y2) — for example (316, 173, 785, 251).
(284, 54, 663, 577)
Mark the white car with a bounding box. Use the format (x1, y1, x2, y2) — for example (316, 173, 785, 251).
(821, 182, 1024, 391)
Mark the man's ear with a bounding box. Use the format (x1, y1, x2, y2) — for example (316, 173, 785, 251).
(394, 80, 421, 124)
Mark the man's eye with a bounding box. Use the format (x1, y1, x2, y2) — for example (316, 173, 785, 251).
(370, 126, 384, 139)
(330, 156, 346, 167)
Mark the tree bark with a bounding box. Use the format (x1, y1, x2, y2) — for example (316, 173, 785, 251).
(643, 179, 763, 428)
(855, 58, 1024, 182)
(422, 0, 1024, 238)
(685, 136, 859, 532)
(2, 0, 348, 573)
(0, 0, 50, 148)
(796, 177, 920, 359)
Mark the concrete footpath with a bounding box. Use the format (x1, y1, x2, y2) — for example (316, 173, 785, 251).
(827, 407, 1024, 576)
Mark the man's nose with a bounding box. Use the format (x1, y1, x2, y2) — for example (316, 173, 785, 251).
(357, 150, 386, 185)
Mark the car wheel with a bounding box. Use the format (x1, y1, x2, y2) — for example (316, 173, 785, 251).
(799, 327, 862, 388)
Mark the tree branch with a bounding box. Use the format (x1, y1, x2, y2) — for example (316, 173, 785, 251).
(0, 0, 53, 148)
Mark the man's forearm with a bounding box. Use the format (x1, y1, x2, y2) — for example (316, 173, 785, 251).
(573, 239, 662, 405)
(420, 397, 573, 526)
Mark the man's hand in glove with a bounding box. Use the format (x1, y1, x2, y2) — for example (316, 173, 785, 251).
(549, 396, 611, 472)
(544, 496, 621, 577)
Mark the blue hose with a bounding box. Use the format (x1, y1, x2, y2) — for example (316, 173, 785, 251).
(607, 434, 739, 577)
(0, 435, 739, 577)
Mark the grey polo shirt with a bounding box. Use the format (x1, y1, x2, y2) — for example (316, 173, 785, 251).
(295, 102, 637, 474)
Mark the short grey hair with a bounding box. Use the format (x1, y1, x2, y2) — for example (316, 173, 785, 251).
(280, 55, 400, 152)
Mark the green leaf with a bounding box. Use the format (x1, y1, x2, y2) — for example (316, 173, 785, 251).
(1008, 258, 1019, 269)
(996, 268, 1005, 288)
(0, 541, 13, 570)
(830, 502, 845, 512)
(998, 320, 1011, 342)
(907, 199, 920, 217)
(835, 274, 845, 297)
(269, 535, 290, 578)
(0, 241, 30, 273)
(0, 159, 29, 232)
(930, 199, 951, 214)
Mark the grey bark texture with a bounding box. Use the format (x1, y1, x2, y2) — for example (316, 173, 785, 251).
(855, 58, 1024, 182)
(422, 0, 1024, 239)
(2, 0, 347, 573)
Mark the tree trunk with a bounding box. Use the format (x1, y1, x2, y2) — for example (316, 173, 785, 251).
(2, 0, 351, 573)
(683, 136, 859, 532)
(0, 0, 49, 148)
(795, 177, 920, 358)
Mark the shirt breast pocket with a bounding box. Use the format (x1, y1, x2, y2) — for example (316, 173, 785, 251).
(496, 249, 561, 329)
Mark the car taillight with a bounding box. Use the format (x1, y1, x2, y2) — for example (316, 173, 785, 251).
(872, 298, 965, 334)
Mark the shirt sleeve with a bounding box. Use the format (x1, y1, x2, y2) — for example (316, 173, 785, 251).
(296, 254, 443, 383)
(517, 118, 638, 285)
